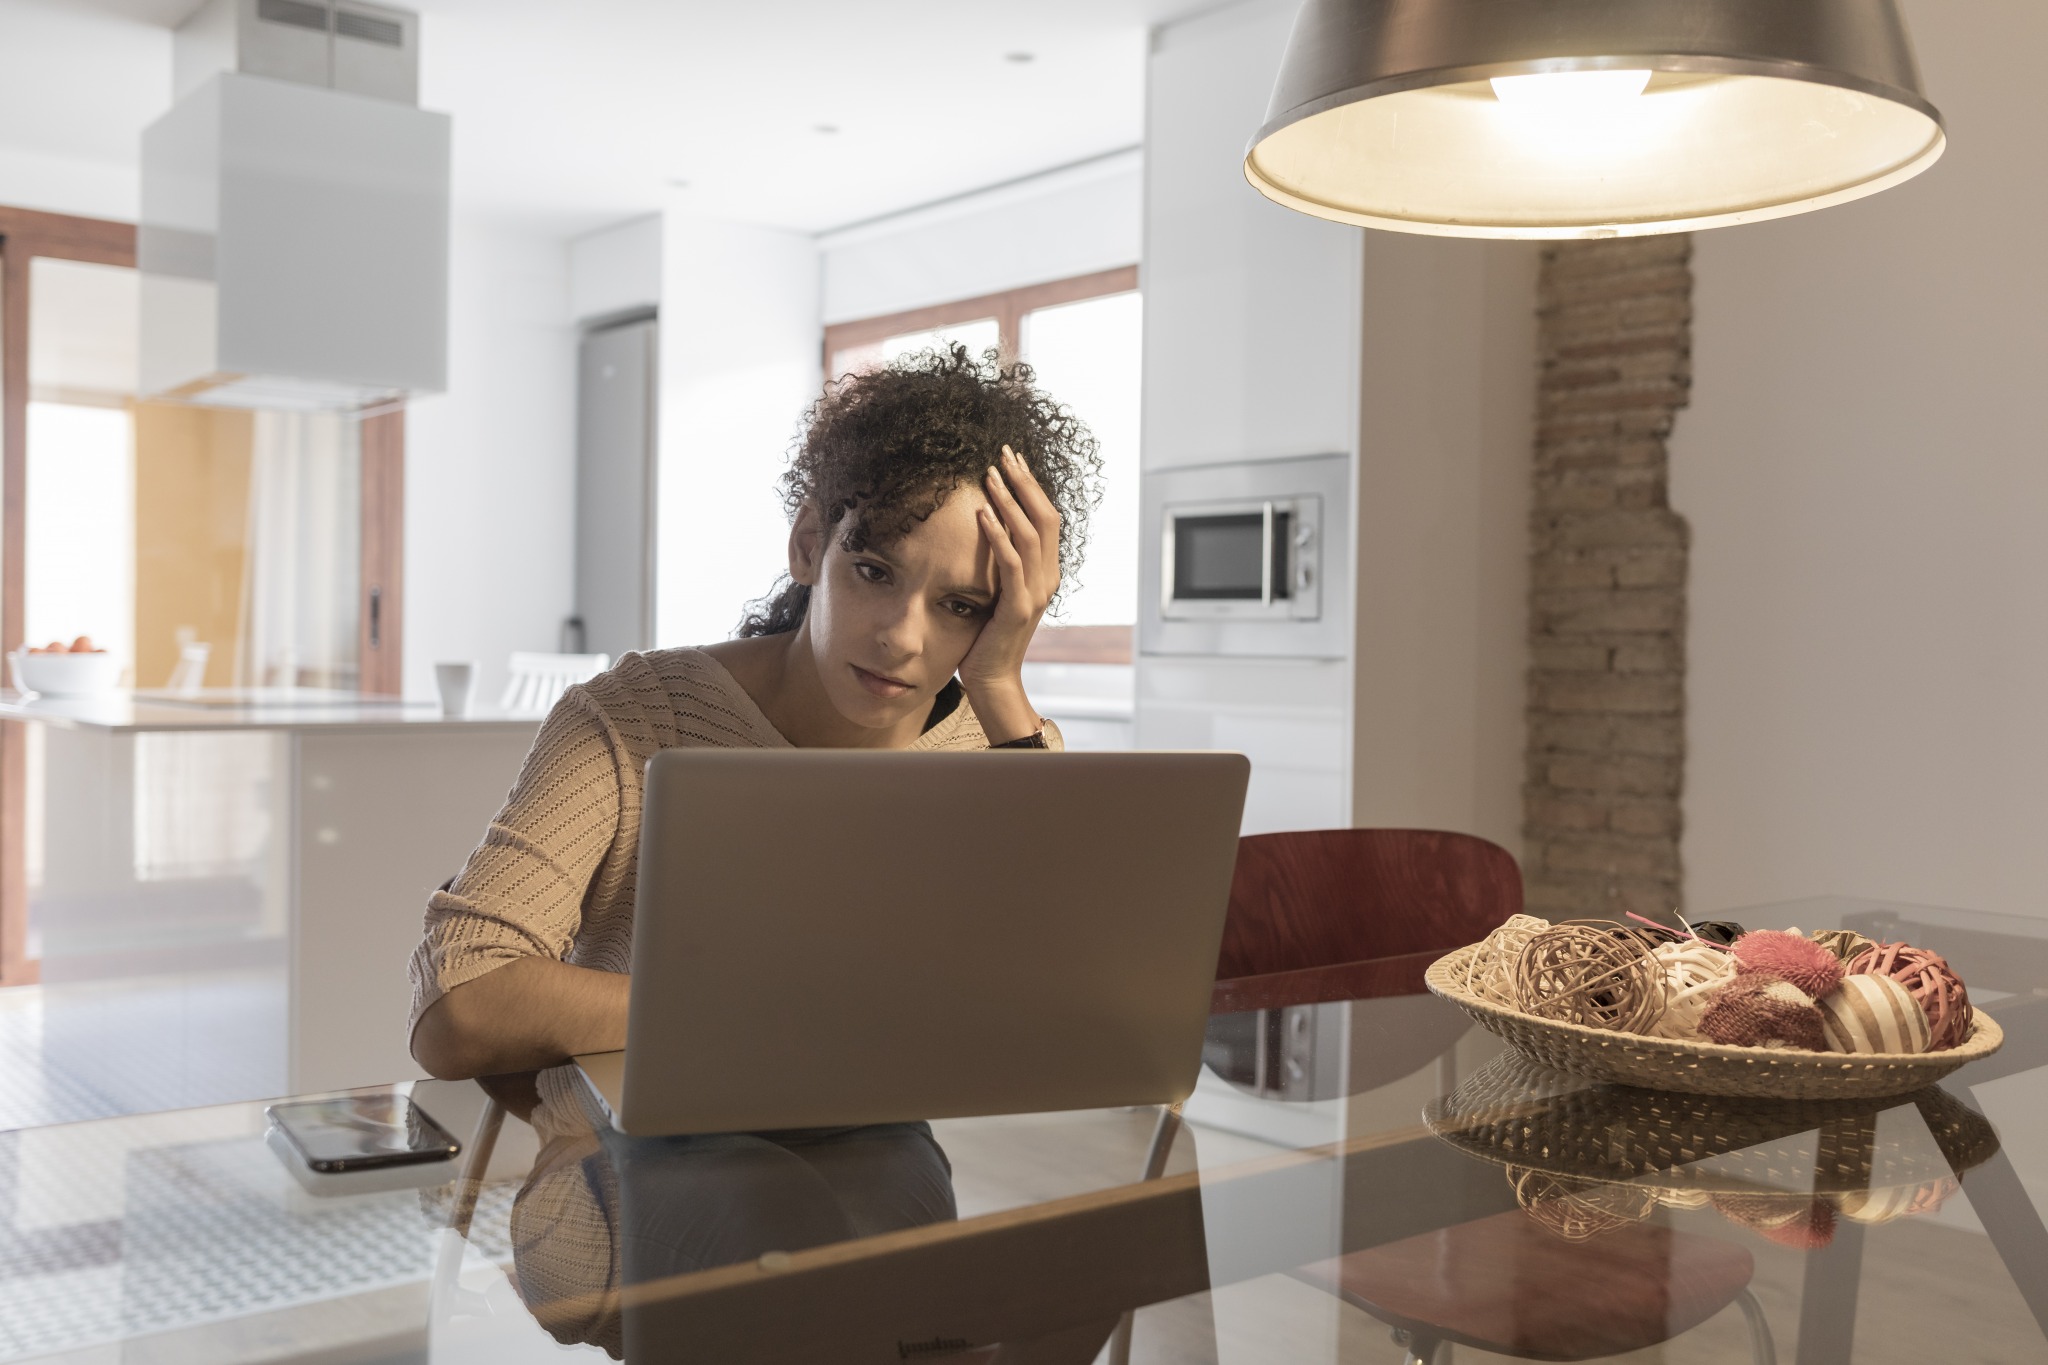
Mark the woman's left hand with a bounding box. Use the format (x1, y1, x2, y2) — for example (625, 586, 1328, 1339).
(958, 445, 1059, 743)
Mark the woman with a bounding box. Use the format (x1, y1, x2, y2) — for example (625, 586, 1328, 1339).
(409, 346, 1101, 1080)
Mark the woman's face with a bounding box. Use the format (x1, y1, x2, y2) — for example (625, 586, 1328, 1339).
(791, 484, 999, 733)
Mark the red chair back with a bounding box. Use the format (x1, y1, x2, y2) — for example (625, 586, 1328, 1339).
(1217, 828, 1523, 980)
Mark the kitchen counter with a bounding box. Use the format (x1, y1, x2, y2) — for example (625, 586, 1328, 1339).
(2, 689, 542, 1112)
(0, 687, 541, 733)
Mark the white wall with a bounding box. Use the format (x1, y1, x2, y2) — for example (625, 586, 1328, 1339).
(402, 216, 578, 702)
(656, 213, 821, 648)
(1352, 235, 1536, 853)
(0, 1, 168, 220)
(819, 150, 1141, 326)
(1672, 0, 2048, 919)
(568, 213, 662, 325)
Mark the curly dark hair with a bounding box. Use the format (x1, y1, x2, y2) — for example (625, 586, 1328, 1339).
(736, 344, 1103, 637)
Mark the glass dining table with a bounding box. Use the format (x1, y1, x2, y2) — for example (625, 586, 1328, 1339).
(1, 896, 2042, 1364)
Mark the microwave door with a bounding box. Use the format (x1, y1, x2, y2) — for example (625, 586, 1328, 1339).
(1164, 502, 1292, 619)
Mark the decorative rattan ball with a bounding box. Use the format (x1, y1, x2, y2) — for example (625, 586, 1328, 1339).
(1809, 928, 1877, 963)
(1459, 913, 1551, 1006)
(1646, 939, 1738, 1039)
(1732, 930, 1846, 1000)
(1513, 921, 1665, 1035)
(1847, 941, 1974, 1050)
(1507, 1166, 1655, 1242)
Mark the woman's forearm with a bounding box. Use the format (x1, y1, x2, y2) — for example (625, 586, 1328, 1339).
(411, 956, 630, 1079)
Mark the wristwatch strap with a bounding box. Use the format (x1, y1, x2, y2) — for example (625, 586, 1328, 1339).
(992, 727, 1050, 750)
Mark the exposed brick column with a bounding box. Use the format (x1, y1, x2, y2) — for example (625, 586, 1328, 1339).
(1523, 237, 1694, 921)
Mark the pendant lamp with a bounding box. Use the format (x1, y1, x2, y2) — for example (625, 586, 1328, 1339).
(1245, 0, 1945, 238)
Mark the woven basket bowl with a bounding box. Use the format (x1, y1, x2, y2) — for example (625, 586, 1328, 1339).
(1423, 1051, 2001, 1194)
(1426, 945, 2004, 1100)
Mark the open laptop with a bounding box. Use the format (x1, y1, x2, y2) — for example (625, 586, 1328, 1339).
(575, 748, 1249, 1136)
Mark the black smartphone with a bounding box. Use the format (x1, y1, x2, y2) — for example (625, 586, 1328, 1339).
(266, 1094, 461, 1174)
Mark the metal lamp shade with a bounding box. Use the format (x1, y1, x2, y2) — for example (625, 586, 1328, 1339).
(1245, 0, 1945, 238)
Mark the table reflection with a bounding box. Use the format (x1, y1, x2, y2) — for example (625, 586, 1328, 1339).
(501, 1070, 957, 1359)
(1428, 1051, 2000, 1235)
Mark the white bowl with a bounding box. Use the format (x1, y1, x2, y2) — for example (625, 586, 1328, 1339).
(10, 650, 123, 697)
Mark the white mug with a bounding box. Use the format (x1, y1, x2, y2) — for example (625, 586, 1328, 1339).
(435, 661, 477, 718)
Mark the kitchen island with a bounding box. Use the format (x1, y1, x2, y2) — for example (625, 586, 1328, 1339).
(0, 689, 540, 1115)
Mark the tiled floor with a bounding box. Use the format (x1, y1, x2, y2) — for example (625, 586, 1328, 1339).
(0, 980, 476, 1362)
(0, 987, 109, 1132)
(0, 1090, 522, 1363)
(0, 972, 286, 1131)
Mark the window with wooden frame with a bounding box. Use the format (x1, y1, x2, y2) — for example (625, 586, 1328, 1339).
(822, 265, 1141, 666)
(0, 205, 405, 985)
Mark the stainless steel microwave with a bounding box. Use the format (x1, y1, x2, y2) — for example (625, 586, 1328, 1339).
(1140, 453, 1350, 659)
(1161, 496, 1322, 622)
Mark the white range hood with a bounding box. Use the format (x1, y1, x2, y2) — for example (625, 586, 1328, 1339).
(139, 1, 449, 410)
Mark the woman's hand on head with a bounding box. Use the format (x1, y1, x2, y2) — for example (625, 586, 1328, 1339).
(957, 445, 1058, 744)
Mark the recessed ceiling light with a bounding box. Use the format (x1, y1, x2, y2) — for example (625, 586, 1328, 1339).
(1005, 52, 1034, 64)
(814, 123, 839, 135)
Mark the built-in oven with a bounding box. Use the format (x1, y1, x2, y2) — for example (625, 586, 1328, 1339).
(1140, 453, 1349, 659)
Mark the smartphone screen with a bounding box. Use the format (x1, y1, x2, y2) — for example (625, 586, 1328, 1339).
(267, 1095, 461, 1173)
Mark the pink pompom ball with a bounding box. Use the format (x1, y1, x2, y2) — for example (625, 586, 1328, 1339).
(1731, 930, 1845, 1000)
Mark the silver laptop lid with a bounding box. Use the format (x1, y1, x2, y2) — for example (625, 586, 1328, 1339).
(609, 749, 1248, 1135)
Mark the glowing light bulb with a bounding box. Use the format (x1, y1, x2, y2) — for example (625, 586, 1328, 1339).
(1490, 69, 1653, 112)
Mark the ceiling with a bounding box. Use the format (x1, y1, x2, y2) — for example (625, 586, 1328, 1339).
(42, 0, 1229, 238)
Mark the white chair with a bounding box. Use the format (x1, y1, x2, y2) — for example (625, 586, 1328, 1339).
(499, 652, 609, 716)
(164, 642, 211, 694)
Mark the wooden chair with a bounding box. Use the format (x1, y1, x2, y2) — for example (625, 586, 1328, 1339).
(1212, 827, 1524, 1009)
(1112, 828, 1773, 1365)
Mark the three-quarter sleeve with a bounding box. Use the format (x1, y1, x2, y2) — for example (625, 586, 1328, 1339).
(406, 687, 628, 1038)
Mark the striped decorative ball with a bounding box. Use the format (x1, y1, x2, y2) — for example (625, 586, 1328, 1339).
(1820, 974, 1932, 1054)
(1834, 1177, 1958, 1225)
(1833, 1184, 1916, 1224)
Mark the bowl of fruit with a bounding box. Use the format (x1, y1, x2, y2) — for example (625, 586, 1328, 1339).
(10, 637, 121, 697)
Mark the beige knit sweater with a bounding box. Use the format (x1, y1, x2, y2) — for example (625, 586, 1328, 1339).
(407, 646, 1060, 1037)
